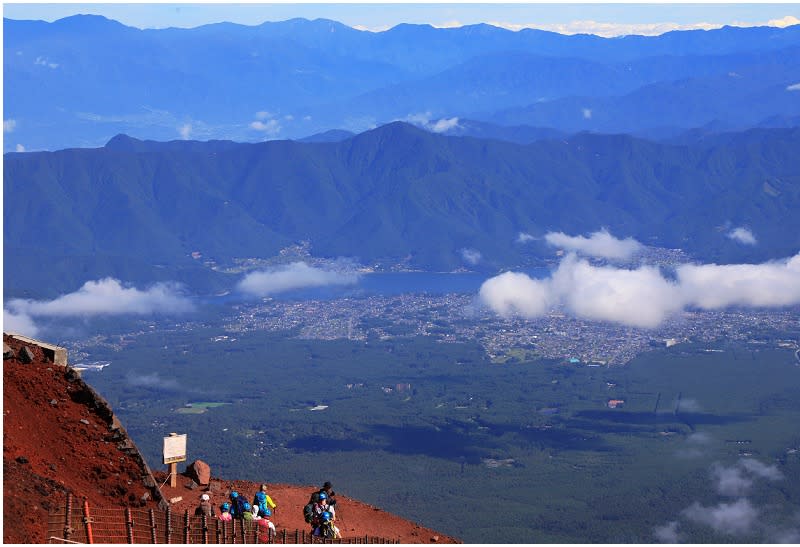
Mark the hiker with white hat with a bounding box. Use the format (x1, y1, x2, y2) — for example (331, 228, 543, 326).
(195, 493, 214, 517)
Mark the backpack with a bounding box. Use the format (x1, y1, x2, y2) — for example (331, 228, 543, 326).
(231, 496, 246, 518)
(254, 493, 272, 517)
(303, 503, 315, 524)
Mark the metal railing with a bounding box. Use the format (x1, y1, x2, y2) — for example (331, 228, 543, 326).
(47, 494, 399, 544)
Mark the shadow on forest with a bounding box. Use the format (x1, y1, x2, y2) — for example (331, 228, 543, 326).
(573, 410, 750, 427)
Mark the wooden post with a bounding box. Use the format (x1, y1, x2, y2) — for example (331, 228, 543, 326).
(302, 530, 306, 544)
(63, 493, 73, 542)
(215, 519, 221, 544)
(183, 510, 190, 544)
(125, 507, 134, 543)
(221, 520, 228, 544)
(170, 461, 178, 488)
(295, 529, 299, 543)
(165, 506, 172, 544)
(281, 528, 286, 544)
(202, 514, 209, 544)
(232, 519, 237, 544)
(149, 509, 157, 545)
(82, 499, 94, 544)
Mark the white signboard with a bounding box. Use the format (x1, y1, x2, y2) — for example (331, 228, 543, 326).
(163, 433, 187, 465)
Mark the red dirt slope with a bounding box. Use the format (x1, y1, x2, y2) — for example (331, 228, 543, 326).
(2, 334, 459, 543)
(3, 334, 162, 543)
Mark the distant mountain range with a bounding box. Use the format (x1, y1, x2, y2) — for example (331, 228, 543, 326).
(5, 123, 799, 297)
(4, 15, 800, 151)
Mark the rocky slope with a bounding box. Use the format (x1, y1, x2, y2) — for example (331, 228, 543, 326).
(2, 333, 458, 543)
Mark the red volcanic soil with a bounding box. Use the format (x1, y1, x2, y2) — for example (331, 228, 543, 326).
(3, 334, 162, 543)
(2, 334, 459, 544)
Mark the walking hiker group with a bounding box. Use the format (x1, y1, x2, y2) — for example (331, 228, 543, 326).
(303, 481, 341, 539)
(197, 483, 278, 540)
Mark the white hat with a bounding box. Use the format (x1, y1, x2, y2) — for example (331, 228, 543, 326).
(201, 494, 210, 501)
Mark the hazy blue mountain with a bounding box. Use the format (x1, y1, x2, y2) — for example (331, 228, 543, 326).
(483, 46, 800, 133)
(428, 119, 565, 144)
(4, 15, 800, 151)
(5, 123, 799, 297)
(297, 129, 357, 143)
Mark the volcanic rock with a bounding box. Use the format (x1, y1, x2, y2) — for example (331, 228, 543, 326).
(186, 459, 211, 486)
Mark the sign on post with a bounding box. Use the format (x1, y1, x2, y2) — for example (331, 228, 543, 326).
(163, 433, 187, 464)
(163, 433, 187, 488)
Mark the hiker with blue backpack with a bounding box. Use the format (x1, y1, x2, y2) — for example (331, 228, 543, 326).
(229, 491, 246, 520)
(253, 488, 277, 519)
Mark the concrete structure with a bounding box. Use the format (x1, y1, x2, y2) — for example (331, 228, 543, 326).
(6, 333, 68, 366)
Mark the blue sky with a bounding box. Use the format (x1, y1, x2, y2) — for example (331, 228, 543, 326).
(3, 3, 800, 36)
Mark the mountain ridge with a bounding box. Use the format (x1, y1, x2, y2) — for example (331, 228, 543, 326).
(5, 123, 799, 297)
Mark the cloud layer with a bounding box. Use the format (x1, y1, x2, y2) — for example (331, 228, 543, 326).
(544, 229, 643, 259)
(3, 278, 194, 337)
(237, 262, 360, 297)
(480, 236, 800, 328)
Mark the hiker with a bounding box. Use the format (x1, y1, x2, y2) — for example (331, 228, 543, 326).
(319, 481, 337, 508)
(242, 502, 255, 534)
(229, 491, 246, 520)
(253, 489, 277, 518)
(303, 492, 321, 531)
(194, 493, 214, 517)
(257, 514, 276, 542)
(314, 510, 340, 539)
(219, 502, 232, 522)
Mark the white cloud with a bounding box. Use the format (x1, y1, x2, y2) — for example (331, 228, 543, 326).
(237, 262, 360, 297)
(15, 144, 25, 152)
(654, 521, 681, 543)
(768, 15, 800, 28)
(678, 398, 703, 412)
(682, 499, 758, 536)
(255, 111, 272, 120)
(405, 112, 432, 126)
(4, 119, 17, 133)
(431, 20, 464, 29)
(460, 248, 482, 265)
(352, 23, 392, 33)
(544, 229, 642, 260)
(34, 56, 59, 69)
(517, 232, 536, 244)
(479, 250, 800, 328)
(688, 432, 713, 444)
(676, 431, 714, 458)
(711, 459, 783, 497)
(727, 227, 757, 245)
(712, 463, 753, 497)
(178, 123, 192, 140)
(582, 108, 592, 119)
(3, 308, 40, 337)
(5, 278, 194, 318)
(484, 15, 800, 37)
(404, 113, 462, 134)
(430, 117, 460, 133)
(677, 254, 800, 309)
(250, 119, 281, 135)
(284, 114, 294, 121)
(126, 372, 180, 391)
(551, 254, 684, 328)
(738, 459, 783, 481)
(786, 83, 800, 91)
(478, 271, 552, 318)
